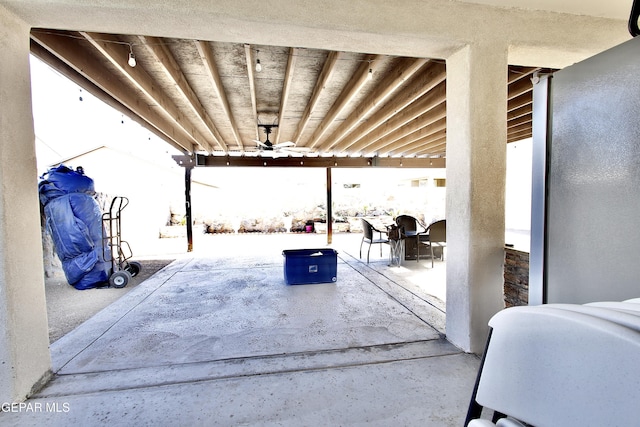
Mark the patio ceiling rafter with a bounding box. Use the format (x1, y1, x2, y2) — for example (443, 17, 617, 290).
(356, 84, 447, 155)
(409, 137, 447, 157)
(140, 35, 227, 152)
(331, 62, 447, 153)
(386, 117, 448, 156)
(80, 31, 216, 153)
(243, 43, 260, 143)
(307, 53, 382, 149)
(196, 40, 241, 151)
(291, 50, 340, 144)
(274, 47, 298, 145)
(316, 57, 429, 152)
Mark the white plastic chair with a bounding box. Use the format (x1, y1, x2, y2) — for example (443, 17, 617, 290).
(466, 303, 640, 426)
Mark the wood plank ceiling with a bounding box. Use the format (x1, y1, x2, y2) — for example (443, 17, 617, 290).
(29, 29, 551, 163)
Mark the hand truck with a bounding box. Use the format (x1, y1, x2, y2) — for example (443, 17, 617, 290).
(102, 196, 142, 288)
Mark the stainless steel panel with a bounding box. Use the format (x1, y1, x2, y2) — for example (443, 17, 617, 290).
(546, 36, 640, 304)
(529, 74, 551, 306)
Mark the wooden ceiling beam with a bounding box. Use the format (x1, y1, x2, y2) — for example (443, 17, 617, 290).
(508, 113, 532, 129)
(347, 82, 446, 154)
(292, 51, 340, 144)
(508, 104, 532, 121)
(363, 102, 447, 155)
(30, 30, 195, 153)
(196, 40, 242, 150)
(80, 31, 213, 152)
(508, 129, 532, 140)
(508, 91, 532, 112)
(508, 126, 533, 139)
(507, 129, 531, 141)
(507, 132, 532, 143)
(331, 62, 446, 153)
(508, 78, 533, 101)
(244, 44, 260, 142)
(408, 136, 447, 156)
(274, 47, 298, 145)
(507, 125, 532, 138)
(508, 66, 539, 84)
(316, 57, 429, 152)
(503, 67, 536, 151)
(507, 130, 531, 141)
(507, 122, 532, 135)
(385, 118, 447, 156)
(307, 54, 382, 149)
(385, 126, 447, 158)
(137, 36, 225, 153)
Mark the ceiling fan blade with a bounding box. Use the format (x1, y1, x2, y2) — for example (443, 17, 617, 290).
(253, 139, 268, 148)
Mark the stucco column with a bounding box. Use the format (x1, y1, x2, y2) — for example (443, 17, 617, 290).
(0, 6, 52, 401)
(445, 42, 507, 354)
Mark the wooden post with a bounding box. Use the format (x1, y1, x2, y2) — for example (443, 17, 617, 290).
(185, 165, 193, 252)
(326, 167, 332, 245)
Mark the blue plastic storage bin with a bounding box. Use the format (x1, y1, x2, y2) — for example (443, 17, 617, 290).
(282, 249, 338, 285)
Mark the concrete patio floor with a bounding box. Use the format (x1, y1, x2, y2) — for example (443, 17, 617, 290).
(2, 233, 480, 426)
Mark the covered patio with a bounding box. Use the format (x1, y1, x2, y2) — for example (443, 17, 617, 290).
(0, 0, 631, 410)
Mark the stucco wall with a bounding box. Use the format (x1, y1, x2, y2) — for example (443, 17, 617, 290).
(0, 5, 51, 402)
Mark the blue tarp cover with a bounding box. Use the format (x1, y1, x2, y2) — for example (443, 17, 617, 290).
(39, 165, 111, 290)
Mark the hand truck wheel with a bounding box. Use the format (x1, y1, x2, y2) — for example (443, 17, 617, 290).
(125, 261, 142, 277)
(109, 270, 132, 288)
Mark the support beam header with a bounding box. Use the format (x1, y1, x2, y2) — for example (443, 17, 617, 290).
(175, 154, 445, 168)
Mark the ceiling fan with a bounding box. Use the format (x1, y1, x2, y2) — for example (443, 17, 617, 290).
(253, 124, 311, 155)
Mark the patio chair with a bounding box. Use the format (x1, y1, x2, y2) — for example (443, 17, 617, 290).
(395, 215, 428, 262)
(359, 218, 389, 263)
(422, 219, 446, 268)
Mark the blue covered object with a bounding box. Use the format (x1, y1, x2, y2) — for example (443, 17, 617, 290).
(39, 165, 111, 290)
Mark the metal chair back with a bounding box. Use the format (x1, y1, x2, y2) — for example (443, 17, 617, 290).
(427, 220, 446, 243)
